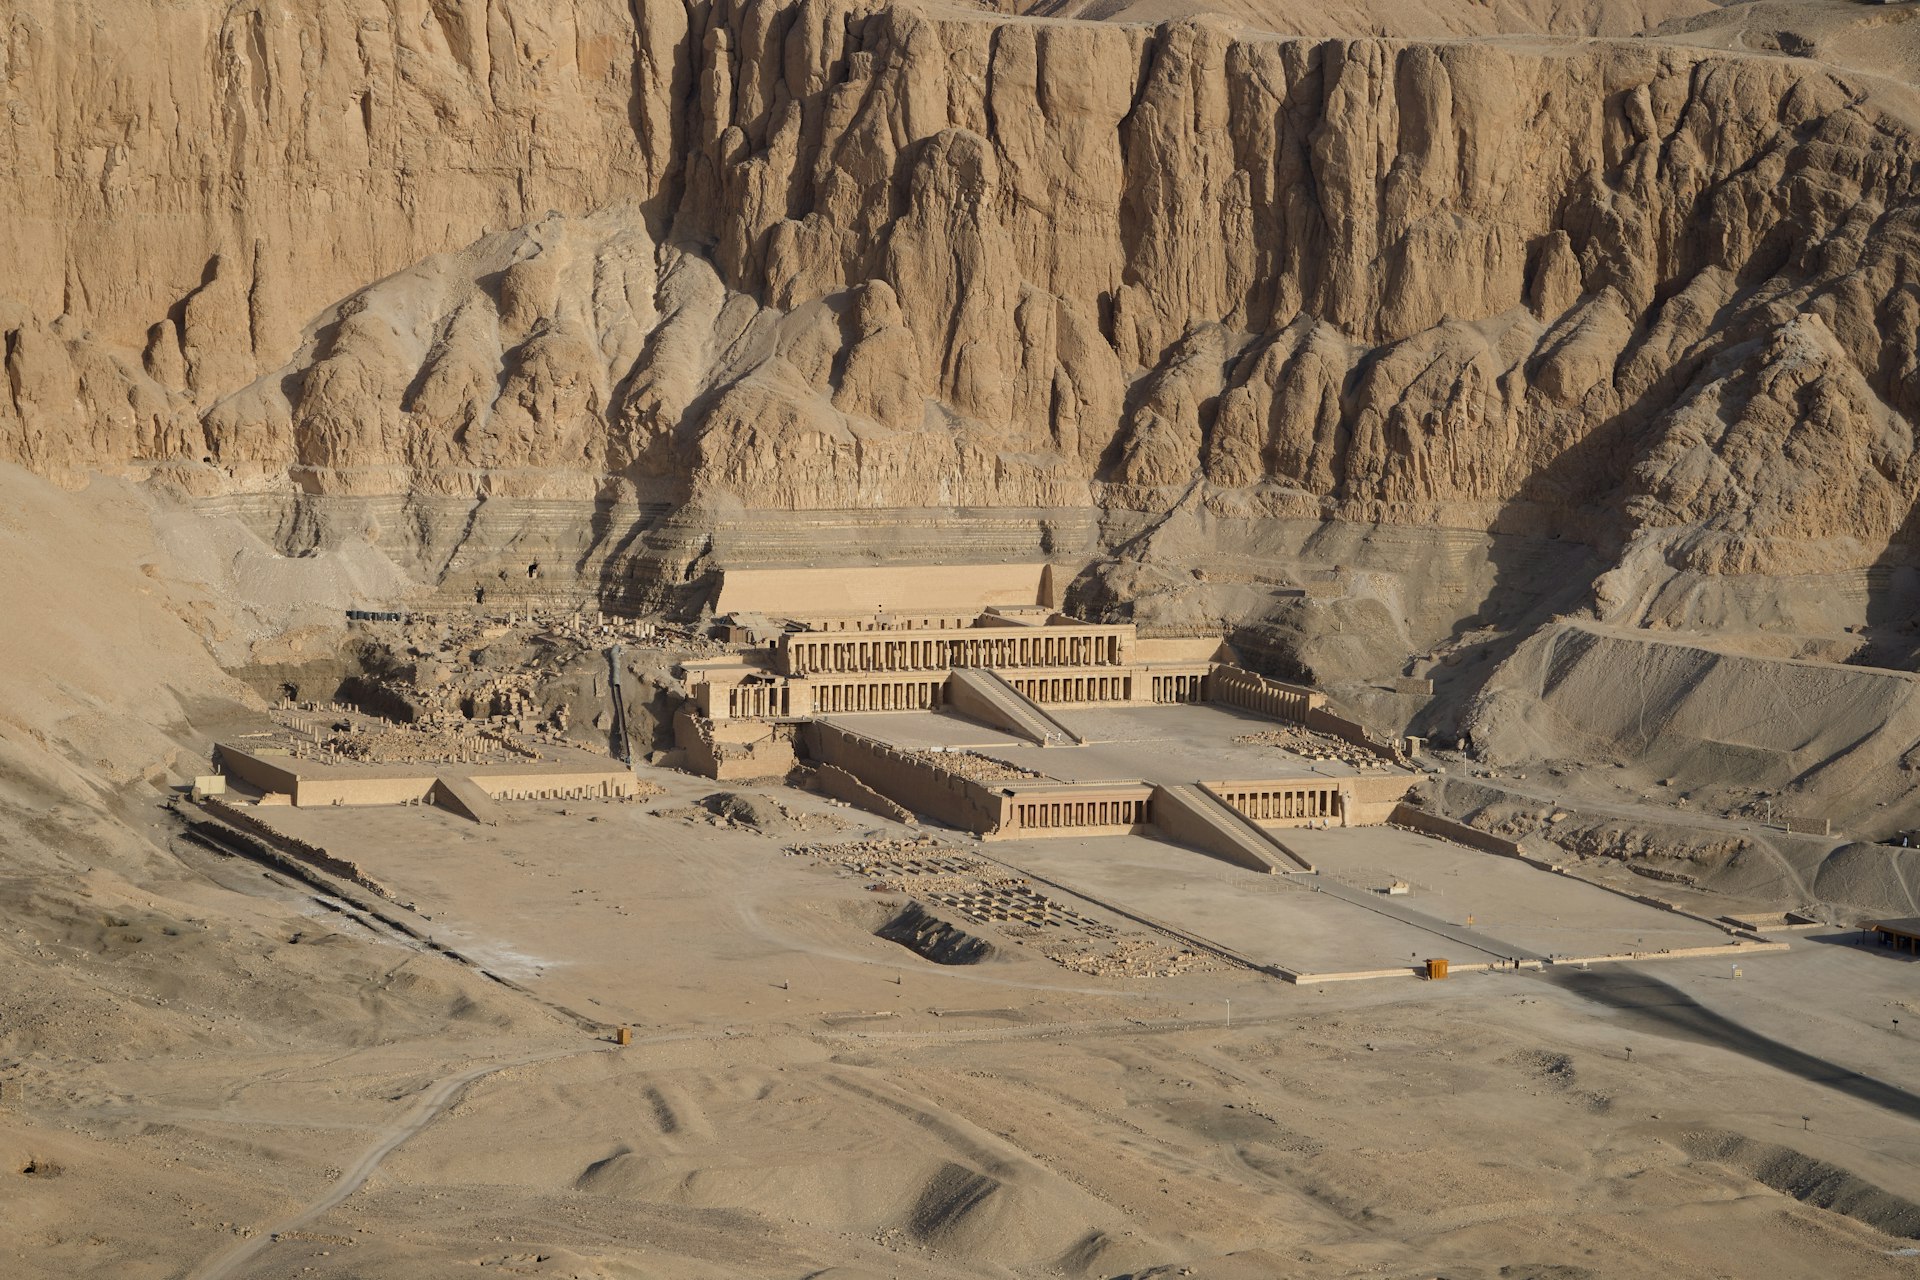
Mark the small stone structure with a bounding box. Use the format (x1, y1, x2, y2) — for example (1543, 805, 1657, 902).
(216, 705, 646, 816)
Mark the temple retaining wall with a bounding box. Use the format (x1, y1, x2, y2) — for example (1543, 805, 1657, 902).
(199, 797, 396, 899)
(715, 563, 1052, 618)
(466, 771, 642, 802)
(1205, 666, 1409, 767)
(1389, 803, 1527, 857)
(1305, 707, 1411, 767)
(815, 764, 917, 824)
(215, 747, 302, 799)
(675, 707, 797, 780)
(804, 723, 1010, 833)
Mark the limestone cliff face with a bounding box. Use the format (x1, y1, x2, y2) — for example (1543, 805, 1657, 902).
(0, 0, 681, 487)
(5, 0, 1920, 581)
(670, 5, 1920, 566)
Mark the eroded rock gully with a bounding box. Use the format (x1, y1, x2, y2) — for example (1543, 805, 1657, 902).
(2, 0, 1918, 588)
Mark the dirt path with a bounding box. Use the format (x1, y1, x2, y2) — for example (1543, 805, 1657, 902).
(185, 1000, 1283, 1280)
(188, 1045, 606, 1280)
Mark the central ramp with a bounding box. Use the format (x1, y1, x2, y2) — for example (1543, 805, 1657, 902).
(1151, 784, 1314, 873)
(431, 775, 508, 825)
(945, 668, 1081, 747)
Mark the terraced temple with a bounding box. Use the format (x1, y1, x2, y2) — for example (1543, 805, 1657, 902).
(671, 565, 1419, 872)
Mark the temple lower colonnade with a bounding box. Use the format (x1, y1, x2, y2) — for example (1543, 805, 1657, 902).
(1211, 782, 1345, 826)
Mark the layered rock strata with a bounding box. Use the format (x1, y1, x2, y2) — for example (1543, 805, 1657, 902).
(2, 0, 1918, 586)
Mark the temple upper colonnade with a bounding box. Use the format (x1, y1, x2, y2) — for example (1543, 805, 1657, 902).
(779, 623, 1134, 677)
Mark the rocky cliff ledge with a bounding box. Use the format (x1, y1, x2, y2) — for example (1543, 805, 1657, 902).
(3, 0, 1918, 582)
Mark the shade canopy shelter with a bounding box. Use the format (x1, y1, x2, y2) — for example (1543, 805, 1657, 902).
(1868, 918, 1920, 954)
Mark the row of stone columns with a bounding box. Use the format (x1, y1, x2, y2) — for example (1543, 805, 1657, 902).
(726, 685, 791, 717)
(1212, 668, 1308, 720)
(1014, 797, 1148, 829)
(1222, 787, 1340, 821)
(785, 631, 1123, 675)
(1152, 673, 1207, 702)
(808, 680, 944, 713)
(1018, 674, 1131, 703)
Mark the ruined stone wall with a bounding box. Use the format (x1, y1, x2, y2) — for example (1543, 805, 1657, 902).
(804, 721, 1009, 831)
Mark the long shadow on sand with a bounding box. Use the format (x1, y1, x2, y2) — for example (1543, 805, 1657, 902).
(1540, 966, 1920, 1124)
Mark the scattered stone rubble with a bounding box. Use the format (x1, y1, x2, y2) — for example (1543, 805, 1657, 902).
(1037, 937, 1219, 978)
(336, 607, 721, 740)
(268, 705, 546, 766)
(655, 791, 839, 834)
(790, 836, 999, 878)
(786, 836, 1205, 978)
(902, 750, 1050, 783)
(1235, 728, 1388, 770)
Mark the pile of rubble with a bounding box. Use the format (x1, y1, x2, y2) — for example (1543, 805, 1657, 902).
(789, 836, 1004, 882)
(1235, 728, 1388, 770)
(272, 706, 543, 766)
(1037, 937, 1220, 978)
(902, 750, 1049, 783)
(335, 607, 727, 742)
(654, 791, 834, 834)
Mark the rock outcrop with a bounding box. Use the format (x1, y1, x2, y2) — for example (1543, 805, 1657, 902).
(3, 0, 1920, 585)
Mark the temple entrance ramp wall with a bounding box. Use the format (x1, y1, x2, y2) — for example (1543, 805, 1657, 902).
(431, 774, 508, 825)
(946, 669, 1081, 746)
(1150, 784, 1314, 874)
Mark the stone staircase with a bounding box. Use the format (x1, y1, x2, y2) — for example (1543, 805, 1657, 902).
(947, 668, 1081, 747)
(1151, 784, 1314, 874)
(429, 775, 507, 825)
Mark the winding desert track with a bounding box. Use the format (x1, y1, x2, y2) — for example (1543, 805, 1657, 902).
(188, 1045, 606, 1280)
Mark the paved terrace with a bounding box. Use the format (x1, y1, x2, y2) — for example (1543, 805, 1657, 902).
(985, 828, 1751, 979)
(830, 703, 1395, 789)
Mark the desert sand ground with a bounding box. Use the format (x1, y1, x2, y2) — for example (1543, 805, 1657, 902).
(9, 746, 1920, 1279)
(3, 447, 1920, 1279)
